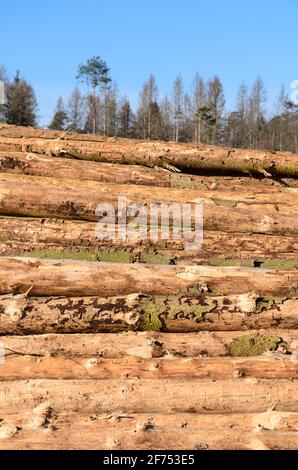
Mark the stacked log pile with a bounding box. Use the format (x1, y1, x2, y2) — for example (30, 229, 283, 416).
(0, 123, 297, 450)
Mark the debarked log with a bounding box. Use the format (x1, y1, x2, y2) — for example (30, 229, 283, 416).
(1, 217, 297, 257)
(1, 174, 298, 234)
(1, 330, 297, 358)
(0, 126, 297, 177)
(1, 172, 297, 216)
(1, 410, 298, 450)
(0, 355, 297, 381)
(1, 151, 297, 191)
(0, 257, 298, 297)
(0, 292, 297, 333)
(1, 378, 298, 413)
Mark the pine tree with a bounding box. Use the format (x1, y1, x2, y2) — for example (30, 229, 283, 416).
(77, 56, 111, 134)
(160, 95, 172, 141)
(135, 75, 159, 139)
(172, 76, 183, 142)
(118, 98, 135, 137)
(6, 71, 37, 126)
(207, 76, 225, 144)
(68, 87, 85, 132)
(48, 97, 68, 130)
(192, 73, 206, 143)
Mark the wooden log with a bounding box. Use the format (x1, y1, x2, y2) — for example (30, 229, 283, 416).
(0, 125, 298, 177)
(2, 330, 296, 358)
(0, 151, 296, 191)
(0, 355, 297, 381)
(1, 217, 297, 258)
(0, 292, 297, 334)
(1, 410, 298, 450)
(1, 172, 297, 216)
(0, 257, 297, 297)
(1, 378, 298, 413)
(1, 242, 298, 267)
(1, 174, 298, 235)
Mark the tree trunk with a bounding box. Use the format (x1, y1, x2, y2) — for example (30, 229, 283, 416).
(0, 122, 298, 176)
(0, 293, 296, 334)
(1, 410, 297, 450)
(0, 355, 297, 381)
(1, 174, 298, 235)
(1, 217, 297, 258)
(1, 378, 298, 413)
(0, 257, 297, 297)
(2, 151, 297, 189)
(2, 330, 296, 358)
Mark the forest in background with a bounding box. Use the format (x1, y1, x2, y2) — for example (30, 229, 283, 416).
(1, 57, 298, 153)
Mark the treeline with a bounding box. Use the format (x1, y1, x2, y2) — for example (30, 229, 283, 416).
(1, 58, 298, 152)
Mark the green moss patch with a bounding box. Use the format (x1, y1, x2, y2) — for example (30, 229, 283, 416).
(228, 334, 282, 357)
(25, 248, 98, 261)
(138, 295, 214, 331)
(140, 252, 172, 265)
(138, 297, 164, 331)
(96, 249, 133, 264)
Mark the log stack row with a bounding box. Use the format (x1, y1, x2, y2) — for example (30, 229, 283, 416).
(0, 123, 297, 450)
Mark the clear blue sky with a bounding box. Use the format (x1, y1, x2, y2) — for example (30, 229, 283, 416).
(1, 0, 297, 125)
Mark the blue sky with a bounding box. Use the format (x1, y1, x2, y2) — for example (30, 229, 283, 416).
(1, 0, 297, 125)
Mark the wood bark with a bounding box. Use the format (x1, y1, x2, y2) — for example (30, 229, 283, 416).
(0, 293, 297, 334)
(1, 410, 298, 450)
(1, 378, 298, 413)
(0, 257, 297, 297)
(2, 330, 296, 358)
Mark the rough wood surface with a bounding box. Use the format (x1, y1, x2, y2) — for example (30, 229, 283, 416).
(1, 217, 297, 258)
(0, 257, 297, 297)
(1, 379, 298, 413)
(0, 124, 297, 451)
(1, 151, 297, 191)
(0, 293, 297, 333)
(1, 410, 298, 450)
(0, 123, 297, 177)
(1, 173, 298, 220)
(2, 330, 296, 358)
(0, 355, 297, 381)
